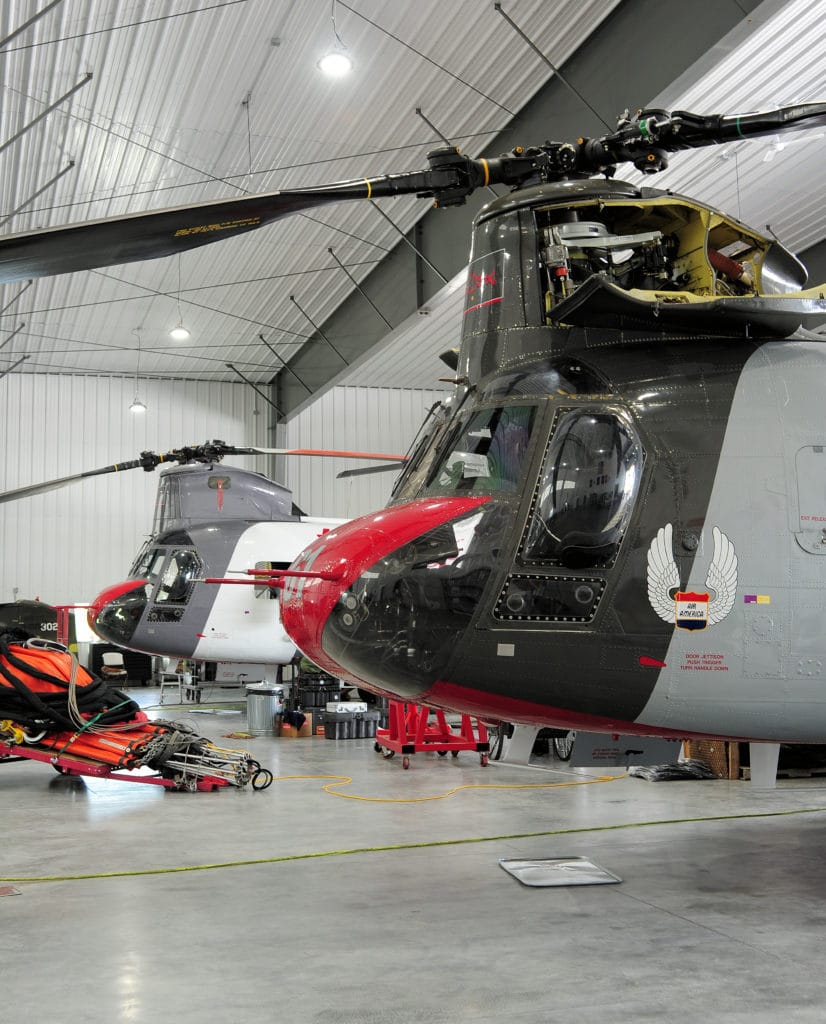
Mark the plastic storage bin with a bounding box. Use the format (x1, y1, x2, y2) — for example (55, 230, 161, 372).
(324, 711, 355, 739)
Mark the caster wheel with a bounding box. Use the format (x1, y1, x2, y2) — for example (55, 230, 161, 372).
(382, 749, 395, 759)
(437, 750, 447, 757)
(451, 750, 459, 758)
(403, 756, 410, 770)
(373, 742, 382, 753)
(480, 754, 489, 767)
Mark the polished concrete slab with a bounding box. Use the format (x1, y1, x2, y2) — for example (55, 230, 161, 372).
(4, 690, 826, 1023)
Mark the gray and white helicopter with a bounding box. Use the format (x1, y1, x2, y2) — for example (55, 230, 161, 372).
(0, 440, 400, 665)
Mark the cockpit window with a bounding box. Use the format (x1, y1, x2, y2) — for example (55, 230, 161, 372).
(390, 401, 452, 502)
(152, 476, 181, 535)
(522, 409, 642, 568)
(154, 549, 202, 605)
(130, 545, 166, 580)
(423, 405, 537, 497)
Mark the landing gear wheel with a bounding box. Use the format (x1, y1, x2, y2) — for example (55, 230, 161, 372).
(402, 756, 410, 770)
(382, 749, 395, 759)
(553, 732, 575, 761)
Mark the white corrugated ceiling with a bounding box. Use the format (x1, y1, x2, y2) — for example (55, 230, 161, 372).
(0, 0, 621, 382)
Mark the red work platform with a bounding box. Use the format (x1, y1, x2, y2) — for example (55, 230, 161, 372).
(374, 701, 489, 769)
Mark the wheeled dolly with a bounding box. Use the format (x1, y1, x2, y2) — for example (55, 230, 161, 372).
(374, 700, 489, 769)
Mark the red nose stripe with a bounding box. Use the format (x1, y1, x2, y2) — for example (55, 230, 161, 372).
(87, 579, 145, 631)
(280, 496, 489, 674)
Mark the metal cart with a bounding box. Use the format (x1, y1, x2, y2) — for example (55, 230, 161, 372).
(374, 700, 489, 769)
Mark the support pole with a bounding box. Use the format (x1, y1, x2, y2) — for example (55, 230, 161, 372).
(369, 200, 448, 284)
(328, 247, 393, 331)
(0, 0, 65, 50)
(0, 322, 25, 353)
(225, 362, 284, 418)
(0, 162, 75, 229)
(493, 4, 611, 130)
(258, 332, 314, 394)
(0, 280, 32, 318)
(0, 354, 30, 379)
(289, 294, 349, 366)
(0, 73, 92, 155)
(414, 106, 451, 146)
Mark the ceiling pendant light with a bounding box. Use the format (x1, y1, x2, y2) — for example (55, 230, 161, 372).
(318, 0, 352, 77)
(318, 50, 352, 76)
(130, 327, 147, 413)
(170, 253, 191, 340)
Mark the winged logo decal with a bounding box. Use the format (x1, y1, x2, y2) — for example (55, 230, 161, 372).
(647, 523, 738, 630)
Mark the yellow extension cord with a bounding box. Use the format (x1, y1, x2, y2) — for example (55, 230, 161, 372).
(3, 771, 826, 884)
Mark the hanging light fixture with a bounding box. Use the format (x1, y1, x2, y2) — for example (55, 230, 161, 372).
(130, 327, 147, 413)
(318, 0, 352, 77)
(170, 253, 191, 340)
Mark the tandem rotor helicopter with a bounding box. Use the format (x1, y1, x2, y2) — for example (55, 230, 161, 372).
(0, 440, 406, 665)
(2, 102, 826, 747)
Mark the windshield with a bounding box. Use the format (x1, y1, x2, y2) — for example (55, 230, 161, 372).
(390, 400, 453, 503)
(130, 545, 166, 579)
(424, 404, 537, 497)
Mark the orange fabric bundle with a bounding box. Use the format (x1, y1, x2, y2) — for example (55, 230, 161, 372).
(0, 644, 95, 694)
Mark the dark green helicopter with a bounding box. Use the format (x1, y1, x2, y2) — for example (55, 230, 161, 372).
(2, 103, 826, 747)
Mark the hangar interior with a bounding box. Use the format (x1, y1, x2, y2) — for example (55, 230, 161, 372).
(3, 1, 826, 1021)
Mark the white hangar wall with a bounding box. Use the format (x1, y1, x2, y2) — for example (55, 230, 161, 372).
(0, 375, 268, 607)
(281, 385, 449, 520)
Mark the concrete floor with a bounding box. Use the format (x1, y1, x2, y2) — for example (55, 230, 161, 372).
(4, 690, 826, 1023)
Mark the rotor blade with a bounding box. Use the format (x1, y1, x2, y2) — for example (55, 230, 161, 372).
(679, 103, 826, 147)
(0, 172, 436, 284)
(337, 463, 406, 479)
(598, 103, 826, 167)
(0, 457, 152, 504)
(4, 101, 822, 285)
(0, 445, 211, 504)
(229, 446, 409, 461)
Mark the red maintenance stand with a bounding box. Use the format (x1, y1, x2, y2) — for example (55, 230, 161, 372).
(374, 701, 489, 769)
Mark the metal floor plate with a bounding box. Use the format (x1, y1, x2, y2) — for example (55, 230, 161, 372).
(499, 857, 622, 887)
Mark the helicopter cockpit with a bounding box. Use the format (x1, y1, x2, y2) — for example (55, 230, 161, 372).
(147, 547, 203, 608)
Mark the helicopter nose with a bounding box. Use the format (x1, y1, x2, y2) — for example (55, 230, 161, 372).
(280, 496, 493, 696)
(88, 579, 149, 646)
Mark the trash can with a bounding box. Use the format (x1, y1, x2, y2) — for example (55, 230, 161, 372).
(246, 683, 283, 735)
